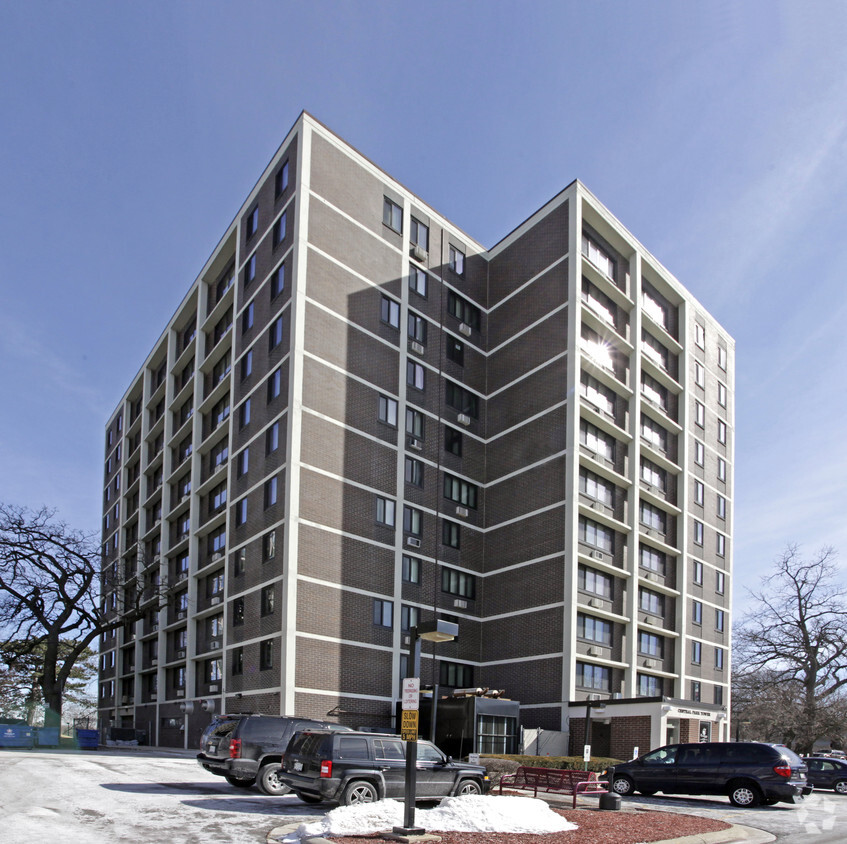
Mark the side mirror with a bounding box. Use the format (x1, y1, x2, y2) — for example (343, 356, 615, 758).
(445, 755, 453, 764)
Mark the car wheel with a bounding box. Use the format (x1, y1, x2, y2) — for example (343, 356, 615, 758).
(294, 791, 323, 804)
(457, 780, 482, 796)
(728, 781, 761, 808)
(257, 763, 291, 796)
(834, 779, 847, 795)
(612, 775, 635, 796)
(224, 775, 255, 789)
(342, 780, 378, 806)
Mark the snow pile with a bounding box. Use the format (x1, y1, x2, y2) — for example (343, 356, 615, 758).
(282, 795, 577, 840)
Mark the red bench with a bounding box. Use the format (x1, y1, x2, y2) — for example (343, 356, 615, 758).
(498, 766, 609, 808)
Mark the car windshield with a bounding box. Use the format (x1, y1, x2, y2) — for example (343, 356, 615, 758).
(774, 746, 804, 766)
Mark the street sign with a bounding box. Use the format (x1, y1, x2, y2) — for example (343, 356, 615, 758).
(401, 709, 419, 742)
(583, 744, 591, 763)
(401, 677, 420, 710)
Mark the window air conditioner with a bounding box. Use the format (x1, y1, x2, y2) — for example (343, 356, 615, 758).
(211, 551, 224, 561)
(453, 599, 467, 609)
(210, 596, 222, 605)
(644, 659, 658, 669)
(151, 658, 158, 666)
(210, 641, 221, 650)
(407, 437, 422, 451)
(411, 244, 428, 262)
(613, 692, 622, 700)
(587, 647, 602, 657)
(455, 506, 469, 518)
(588, 693, 602, 701)
(176, 611, 186, 620)
(406, 537, 421, 548)
(176, 689, 185, 697)
(176, 650, 186, 659)
(588, 598, 603, 609)
(589, 551, 605, 560)
(459, 323, 472, 337)
(410, 341, 425, 356)
(208, 684, 219, 693)
(457, 414, 471, 426)
(642, 616, 655, 625)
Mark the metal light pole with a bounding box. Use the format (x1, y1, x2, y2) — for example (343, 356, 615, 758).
(393, 619, 458, 838)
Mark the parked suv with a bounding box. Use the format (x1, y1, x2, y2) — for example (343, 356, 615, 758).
(802, 757, 847, 793)
(197, 714, 351, 794)
(279, 729, 490, 805)
(603, 742, 812, 807)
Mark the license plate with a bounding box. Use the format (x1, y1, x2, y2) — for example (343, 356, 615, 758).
(293, 761, 303, 771)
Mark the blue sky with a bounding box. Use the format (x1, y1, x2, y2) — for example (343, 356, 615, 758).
(1, 1, 845, 610)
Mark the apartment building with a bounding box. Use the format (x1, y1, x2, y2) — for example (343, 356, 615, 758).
(99, 112, 734, 755)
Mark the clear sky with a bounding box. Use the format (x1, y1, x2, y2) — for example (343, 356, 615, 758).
(2, 1, 845, 611)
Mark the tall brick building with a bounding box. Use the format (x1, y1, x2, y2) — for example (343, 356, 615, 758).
(99, 112, 734, 756)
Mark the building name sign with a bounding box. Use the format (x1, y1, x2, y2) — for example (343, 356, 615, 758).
(673, 708, 714, 718)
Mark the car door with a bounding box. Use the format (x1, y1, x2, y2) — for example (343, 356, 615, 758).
(628, 745, 680, 793)
(373, 738, 407, 798)
(674, 744, 722, 795)
(415, 741, 455, 797)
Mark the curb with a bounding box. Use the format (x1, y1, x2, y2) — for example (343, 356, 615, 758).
(651, 824, 776, 844)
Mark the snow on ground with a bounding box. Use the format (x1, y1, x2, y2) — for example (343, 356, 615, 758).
(283, 795, 578, 840)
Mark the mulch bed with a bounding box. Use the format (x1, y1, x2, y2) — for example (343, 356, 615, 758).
(326, 807, 732, 844)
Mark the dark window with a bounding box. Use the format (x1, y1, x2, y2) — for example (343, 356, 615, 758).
(402, 555, 420, 584)
(443, 474, 477, 508)
(231, 648, 243, 675)
(271, 263, 285, 298)
(273, 212, 287, 248)
(445, 381, 478, 418)
(242, 301, 254, 332)
(405, 457, 424, 487)
(410, 217, 429, 251)
(373, 599, 393, 628)
(383, 197, 402, 233)
(447, 291, 479, 329)
(444, 426, 462, 456)
(442, 519, 460, 548)
(440, 661, 473, 687)
(442, 566, 475, 599)
(246, 206, 258, 239)
(275, 160, 289, 196)
(260, 639, 273, 670)
(448, 245, 465, 275)
(261, 585, 275, 616)
(446, 338, 464, 366)
(408, 312, 427, 343)
(381, 295, 400, 328)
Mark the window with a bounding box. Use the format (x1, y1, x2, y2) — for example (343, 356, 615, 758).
(718, 345, 728, 370)
(448, 245, 465, 275)
(232, 597, 244, 625)
(440, 661, 473, 688)
(233, 547, 246, 576)
(581, 469, 614, 506)
(234, 497, 247, 526)
(372, 599, 393, 627)
(407, 361, 425, 391)
(579, 565, 613, 599)
(383, 197, 402, 232)
(442, 566, 475, 599)
(695, 322, 705, 348)
(242, 302, 254, 333)
(443, 474, 478, 509)
(210, 527, 226, 554)
(237, 448, 249, 477)
(245, 253, 257, 286)
(715, 647, 725, 670)
(211, 439, 228, 469)
(446, 337, 464, 366)
(581, 421, 615, 461)
(695, 400, 705, 427)
(576, 662, 610, 691)
(405, 408, 424, 440)
(581, 375, 615, 416)
(694, 520, 704, 546)
(692, 600, 703, 625)
(717, 457, 727, 481)
(402, 554, 420, 584)
(716, 532, 726, 557)
(260, 639, 273, 670)
(246, 206, 258, 239)
(239, 398, 251, 428)
(638, 631, 663, 657)
(714, 685, 724, 705)
(640, 459, 666, 492)
(716, 571, 726, 595)
(716, 609, 725, 632)
(212, 352, 231, 385)
(639, 546, 666, 575)
(378, 395, 398, 427)
(445, 381, 478, 418)
(717, 494, 726, 520)
(695, 440, 705, 466)
(582, 234, 615, 278)
(691, 680, 701, 702)
(269, 316, 283, 350)
(266, 422, 279, 454)
(695, 361, 705, 387)
(211, 482, 227, 512)
(209, 615, 224, 638)
(273, 212, 287, 248)
(638, 674, 663, 697)
(410, 266, 427, 297)
(241, 350, 253, 380)
(642, 375, 667, 410)
(639, 501, 666, 533)
(694, 479, 704, 506)
(717, 419, 727, 444)
(275, 160, 289, 196)
(410, 217, 429, 251)
(408, 312, 427, 344)
(401, 604, 420, 632)
(578, 614, 612, 645)
(693, 560, 703, 585)
(380, 295, 400, 328)
(263, 530, 276, 560)
(442, 519, 460, 548)
(579, 517, 613, 552)
(692, 641, 702, 664)
(444, 426, 462, 456)
(639, 588, 664, 616)
(403, 506, 422, 536)
(642, 289, 668, 328)
(232, 647, 243, 675)
(267, 367, 281, 401)
(264, 477, 278, 508)
(261, 585, 275, 616)
(447, 291, 480, 329)
(404, 457, 424, 487)
(718, 382, 727, 407)
(376, 496, 396, 527)
(271, 263, 285, 298)
(640, 416, 667, 452)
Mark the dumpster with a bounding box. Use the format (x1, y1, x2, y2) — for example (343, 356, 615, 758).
(36, 727, 60, 747)
(0, 725, 35, 748)
(76, 729, 99, 749)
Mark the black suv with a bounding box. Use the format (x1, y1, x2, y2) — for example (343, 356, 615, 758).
(604, 742, 812, 807)
(802, 757, 847, 793)
(279, 729, 490, 805)
(197, 714, 351, 794)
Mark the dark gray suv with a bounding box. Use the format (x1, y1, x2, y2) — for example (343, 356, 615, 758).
(604, 742, 812, 807)
(196, 714, 351, 794)
(279, 729, 490, 805)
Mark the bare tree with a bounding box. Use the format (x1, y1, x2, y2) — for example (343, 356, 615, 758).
(733, 545, 847, 753)
(0, 504, 160, 727)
